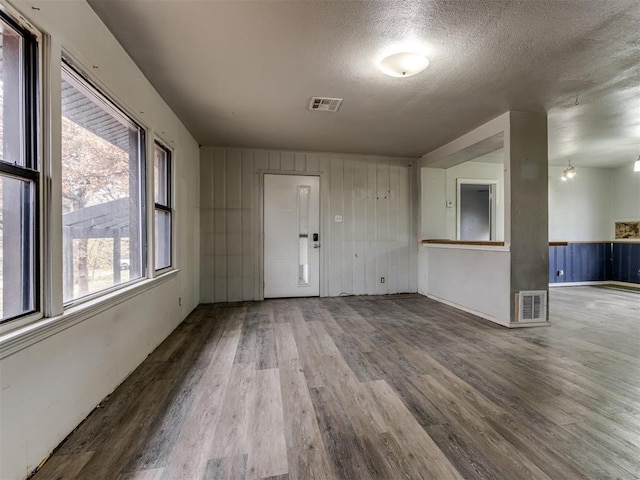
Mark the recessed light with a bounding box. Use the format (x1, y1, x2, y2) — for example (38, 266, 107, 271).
(378, 52, 429, 77)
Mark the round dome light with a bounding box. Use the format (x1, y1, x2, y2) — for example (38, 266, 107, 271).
(378, 52, 429, 77)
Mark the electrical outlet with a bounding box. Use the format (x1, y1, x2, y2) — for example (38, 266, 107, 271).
(380, 277, 385, 284)
(335, 215, 343, 223)
(557, 270, 564, 277)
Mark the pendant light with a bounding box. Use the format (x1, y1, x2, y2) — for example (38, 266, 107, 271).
(561, 160, 577, 181)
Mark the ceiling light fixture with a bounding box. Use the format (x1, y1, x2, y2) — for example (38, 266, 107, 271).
(561, 160, 577, 181)
(378, 52, 429, 77)
(634, 155, 640, 172)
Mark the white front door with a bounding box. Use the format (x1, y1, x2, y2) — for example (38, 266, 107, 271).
(264, 174, 320, 298)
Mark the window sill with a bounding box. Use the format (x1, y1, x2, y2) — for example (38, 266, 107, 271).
(0, 269, 179, 360)
(421, 239, 510, 252)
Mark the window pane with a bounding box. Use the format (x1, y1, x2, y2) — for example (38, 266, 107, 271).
(298, 185, 310, 286)
(61, 67, 145, 303)
(0, 174, 34, 320)
(155, 209, 171, 270)
(0, 19, 25, 167)
(154, 145, 168, 206)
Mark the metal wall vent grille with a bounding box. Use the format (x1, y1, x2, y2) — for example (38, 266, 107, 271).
(517, 290, 547, 322)
(309, 97, 343, 112)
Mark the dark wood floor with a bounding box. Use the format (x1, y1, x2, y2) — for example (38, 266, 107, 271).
(33, 287, 640, 480)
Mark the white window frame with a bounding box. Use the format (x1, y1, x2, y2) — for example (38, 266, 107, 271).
(60, 60, 148, 308)
(153, 140, 173, 273)
(0, 7, 41, 327)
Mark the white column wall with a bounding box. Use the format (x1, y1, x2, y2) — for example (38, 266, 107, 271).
(419, 113, 512, 325)
(418, 112, 549, 327)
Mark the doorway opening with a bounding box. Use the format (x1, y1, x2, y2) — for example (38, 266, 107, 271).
(457, 180, 497, 241)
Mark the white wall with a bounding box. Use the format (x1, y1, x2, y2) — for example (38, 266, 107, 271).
(420, 167, 447, 238)
(611, 164, 640, 230)
(0, 2, 200, 479)
(420, 159, 505, 241)
(548, 166, 612, 241)
(546, 164, 640, 242)
(418, 245, 511, 326)
(200, 147, 418, 302)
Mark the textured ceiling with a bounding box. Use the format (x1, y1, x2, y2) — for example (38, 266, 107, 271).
(87, 0, 640, 168)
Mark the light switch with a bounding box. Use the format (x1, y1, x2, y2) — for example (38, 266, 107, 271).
(334, 215, 343, 223)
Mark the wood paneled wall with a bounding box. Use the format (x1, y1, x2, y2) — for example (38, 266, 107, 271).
(548, 242, 640, 285)
(548, 243, 611, 284)
(200, 147, 418, 303)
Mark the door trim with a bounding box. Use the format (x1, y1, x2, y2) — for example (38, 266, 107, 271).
(257, 170, 325, 300)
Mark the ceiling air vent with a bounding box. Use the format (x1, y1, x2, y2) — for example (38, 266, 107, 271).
(517, 291, 547, 323)
(309, 97, 343, 112)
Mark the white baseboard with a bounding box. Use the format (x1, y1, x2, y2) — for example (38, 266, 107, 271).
(604, 281, 640, 290)
(549, 281, 610, 287)
(507, 321, 551, 328)
(550, 280, 640, 289)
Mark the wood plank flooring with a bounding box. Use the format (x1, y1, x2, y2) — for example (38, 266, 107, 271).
(32, 287, 640, 479)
